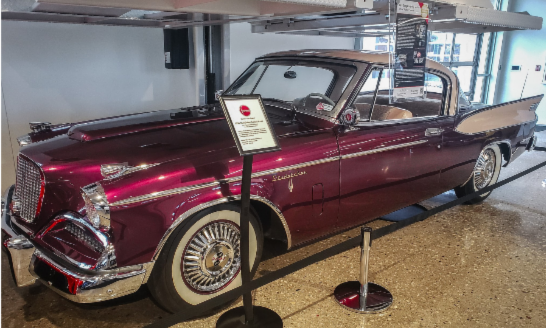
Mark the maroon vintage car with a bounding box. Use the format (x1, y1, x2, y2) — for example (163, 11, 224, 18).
(2, 50, 542, 313)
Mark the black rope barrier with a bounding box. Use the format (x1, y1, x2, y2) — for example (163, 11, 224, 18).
(146, 154, 546, 328)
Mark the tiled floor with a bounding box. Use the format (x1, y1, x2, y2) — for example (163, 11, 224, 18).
(2, 132, 545, 327)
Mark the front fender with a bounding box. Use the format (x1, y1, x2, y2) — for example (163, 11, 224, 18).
(106, 177, 277, 267)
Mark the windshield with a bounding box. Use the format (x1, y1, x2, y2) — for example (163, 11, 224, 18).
(225, 60, 358, 117)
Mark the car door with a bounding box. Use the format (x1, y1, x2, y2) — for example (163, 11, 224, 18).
(336, 69, 449, 230)
(228, 58, 362, 246)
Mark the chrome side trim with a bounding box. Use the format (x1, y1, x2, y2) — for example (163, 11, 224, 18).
(111, 140, 425, 207)
(109, 157, 340, 207)
(251, 157, 339, 179)
(340, 140, 428, 160)
(151, 195, 292, 262)
(355, 116, 439, 127)
(110, 181, 225, 207)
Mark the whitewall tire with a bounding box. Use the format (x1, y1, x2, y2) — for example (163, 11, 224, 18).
(455, 144, 502, 204)
(148, 204, 263, 313)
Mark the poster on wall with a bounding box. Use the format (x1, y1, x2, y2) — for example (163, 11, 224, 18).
(219, 95, 281, 156)
(393, 0, 430, 101)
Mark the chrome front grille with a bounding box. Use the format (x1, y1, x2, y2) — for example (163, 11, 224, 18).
(15, 155, 44, 222)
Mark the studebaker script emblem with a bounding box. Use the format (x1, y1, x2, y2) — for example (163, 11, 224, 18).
(272, 170, 306, 182)
(272, 171, 306, 192)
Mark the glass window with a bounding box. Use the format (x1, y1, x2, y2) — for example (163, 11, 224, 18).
(252, 65, 335, 102)
(451, 66, 473, 93)
(473, 76, 485, 103)
(353, 70, 445, 122)
(427, 32, 453, 63)
(226, 60, 358, 116)
(353, 69, 382, 119)
(453, 34, 477, 62)
(478, 33, 492, 74)
(459, 85, 472, 111)
(358, 30, 489, 105)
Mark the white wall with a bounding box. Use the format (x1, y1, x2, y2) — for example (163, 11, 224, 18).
(229, 23, 354, 83)
(1, 21, 355, 191)
(495, 0, 546, 125)
(1, 21, 200, 190)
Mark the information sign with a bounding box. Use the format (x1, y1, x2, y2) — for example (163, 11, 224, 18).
(393, 0, 430, 101)
(219, 95, 281, 156)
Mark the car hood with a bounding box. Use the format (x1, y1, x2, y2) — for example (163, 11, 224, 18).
(16, 103, 313, 232)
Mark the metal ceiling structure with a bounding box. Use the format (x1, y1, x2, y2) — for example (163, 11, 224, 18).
(1, 0, 543, 35)
(251, 0, 544, 37)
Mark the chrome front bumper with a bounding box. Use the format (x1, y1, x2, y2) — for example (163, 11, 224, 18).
(4, 234, 152, 303)
(2, 186, 153, 303)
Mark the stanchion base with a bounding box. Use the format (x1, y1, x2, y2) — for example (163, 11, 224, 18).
(333, 281, 393, 313)
(216, 306, 283, 328)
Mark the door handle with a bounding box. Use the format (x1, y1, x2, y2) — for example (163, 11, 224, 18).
(425, 128, 444, 137)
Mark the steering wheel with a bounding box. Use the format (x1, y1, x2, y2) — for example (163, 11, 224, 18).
(305, 93, 335, 106)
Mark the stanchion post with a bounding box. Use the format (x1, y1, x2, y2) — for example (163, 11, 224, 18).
(240, 155, 254, 323)
(359, 227, 372, 311)
(333, 226, 393, 313)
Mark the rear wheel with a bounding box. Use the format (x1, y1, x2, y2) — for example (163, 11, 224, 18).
(454, 144, 502, 204)
(148, 204, 263, 313)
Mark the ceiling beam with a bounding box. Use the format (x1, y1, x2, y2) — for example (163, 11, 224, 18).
(252, 13, 387, 33)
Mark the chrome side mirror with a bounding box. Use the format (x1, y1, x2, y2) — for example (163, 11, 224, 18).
(340, 108, 360, 126)
(214, 90, 224, 101)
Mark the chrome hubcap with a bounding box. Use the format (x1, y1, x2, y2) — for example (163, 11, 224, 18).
(474, 149, 496, 190)
(182, 221, 241, 293)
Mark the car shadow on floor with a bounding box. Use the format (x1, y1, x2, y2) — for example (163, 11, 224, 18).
(1, 247, 169, 328)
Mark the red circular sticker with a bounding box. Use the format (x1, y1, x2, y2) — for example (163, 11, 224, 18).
(240, 105, 251, 116)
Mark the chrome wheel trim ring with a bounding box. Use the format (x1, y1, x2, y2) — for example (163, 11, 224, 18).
(474, 148, 496, 190)
(181, 221, 241, 294)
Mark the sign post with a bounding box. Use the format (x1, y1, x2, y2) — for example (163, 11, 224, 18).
(216, 95, 283, 328)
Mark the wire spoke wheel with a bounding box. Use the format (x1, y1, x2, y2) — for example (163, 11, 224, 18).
(182, 221, 241, 294)
(474, 148, 496, 190)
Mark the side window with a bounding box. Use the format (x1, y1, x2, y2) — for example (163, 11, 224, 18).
(360, 70, 446, 122)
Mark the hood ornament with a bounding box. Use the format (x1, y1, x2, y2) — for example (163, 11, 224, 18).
(29, 122, 52, 133)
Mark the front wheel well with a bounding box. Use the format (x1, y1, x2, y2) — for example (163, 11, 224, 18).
(250, 200, 289, 249)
